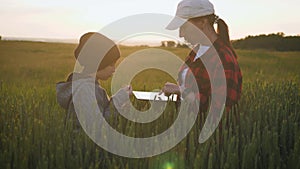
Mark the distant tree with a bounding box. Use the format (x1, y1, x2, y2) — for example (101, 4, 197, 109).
(177, 41, 189, 48)
(160, 41, 176, 47)
(232, 32, 300, 51)
(166, 41, 176, 47)
(0, 35, 2, 41)
(277, 32, 285, 37)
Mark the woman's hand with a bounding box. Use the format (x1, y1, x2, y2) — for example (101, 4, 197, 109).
(160, 82, 180, 96)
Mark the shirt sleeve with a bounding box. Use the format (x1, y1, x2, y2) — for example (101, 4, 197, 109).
(108, 88, 130, 114)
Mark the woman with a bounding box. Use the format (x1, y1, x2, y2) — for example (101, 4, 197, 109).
(56, 32, 132, 129)
(163, 0, 242, 113)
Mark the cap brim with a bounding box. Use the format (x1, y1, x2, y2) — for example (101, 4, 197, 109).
(166, 17, 187, 30)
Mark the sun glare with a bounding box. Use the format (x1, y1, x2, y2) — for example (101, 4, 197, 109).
(164, 162, 174, 169)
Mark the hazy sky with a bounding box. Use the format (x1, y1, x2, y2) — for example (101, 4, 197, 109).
(1, 0, 299, 41)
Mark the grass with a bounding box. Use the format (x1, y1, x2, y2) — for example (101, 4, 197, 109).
(0, 40, 299, 169)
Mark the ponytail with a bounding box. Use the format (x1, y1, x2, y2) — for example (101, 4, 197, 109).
(216, 17, 238, 58)
(217, 19, 230, 46)
(194, 14, 238, 58)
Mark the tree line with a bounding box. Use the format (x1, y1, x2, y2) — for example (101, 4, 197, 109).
(161, 41, 188, 48)
(232, 32, 300, 51)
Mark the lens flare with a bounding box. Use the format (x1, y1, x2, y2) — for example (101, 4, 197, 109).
(164, 162, 174, 169)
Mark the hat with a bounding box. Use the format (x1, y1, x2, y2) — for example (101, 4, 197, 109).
(166, 0, 215, 30)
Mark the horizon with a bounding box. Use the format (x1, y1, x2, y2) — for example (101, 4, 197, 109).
(2, 31, 298, 47)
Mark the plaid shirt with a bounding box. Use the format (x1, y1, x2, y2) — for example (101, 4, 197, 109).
(178, 38, 242, 113)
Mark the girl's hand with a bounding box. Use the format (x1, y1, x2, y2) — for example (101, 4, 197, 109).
(123, 85, 133, 96)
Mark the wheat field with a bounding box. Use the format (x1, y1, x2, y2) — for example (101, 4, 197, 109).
(0, 40, 299, 169)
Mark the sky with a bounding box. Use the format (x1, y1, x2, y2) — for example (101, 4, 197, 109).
(0, 0, 299, 43)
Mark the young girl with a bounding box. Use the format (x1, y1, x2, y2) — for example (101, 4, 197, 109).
(56, 32, 131, 129)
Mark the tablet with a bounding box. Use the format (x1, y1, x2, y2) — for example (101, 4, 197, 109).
(132, 91, 178, 102)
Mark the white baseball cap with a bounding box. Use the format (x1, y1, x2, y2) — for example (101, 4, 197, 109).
(166, 0, 215, 30)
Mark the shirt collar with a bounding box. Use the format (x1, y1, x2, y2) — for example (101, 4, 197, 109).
(193, 45, 211, 62)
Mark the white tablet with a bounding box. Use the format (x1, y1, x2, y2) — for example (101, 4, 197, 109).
(132, 91, 178, 102)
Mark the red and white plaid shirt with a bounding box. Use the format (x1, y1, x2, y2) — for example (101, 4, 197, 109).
(178, 38, 242, 113)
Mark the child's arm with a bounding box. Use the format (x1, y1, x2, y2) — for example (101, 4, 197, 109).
(109, 86, 132, 112)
